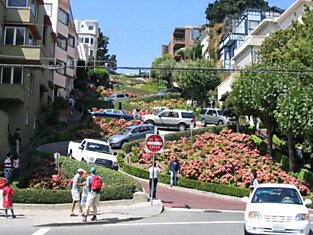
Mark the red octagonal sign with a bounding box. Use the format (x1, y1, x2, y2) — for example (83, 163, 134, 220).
(145, 134, 164, 153)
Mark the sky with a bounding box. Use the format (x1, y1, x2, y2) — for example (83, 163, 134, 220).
(71, 0, 296, 73)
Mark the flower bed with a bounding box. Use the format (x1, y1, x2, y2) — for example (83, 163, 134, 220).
(128, 98, 189, 111)
(127, 129, 310, 195)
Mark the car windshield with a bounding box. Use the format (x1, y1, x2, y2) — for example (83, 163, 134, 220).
(251, 187, 302, 205)
(119, 127, 132, 135)
(85, 142, 111, 154)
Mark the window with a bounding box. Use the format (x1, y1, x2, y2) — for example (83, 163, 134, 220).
(57, 34, 67, 50)
(28, 31, 34, 45)
(84, 37, 89, 44)
(90, 50, 93, 56)
(58, 8, 68, 26)
(24, 69, 34, 93)
(190, 29, 200, 41)
(90, 38, 94, 45)
(0, 67, 23, 84)
(68, 34, 75, 47)
(67, 56, 74, 68)
(56, 60, 66, 75)
(6, 0, 27, 7)
(44, 3, 52, 17)
(4, 27, 26, 45)
(88, 25, 94, 30)
(30, 0, 38, 18)
(181, 112, 194, 118)
(81, 24, 84, 28)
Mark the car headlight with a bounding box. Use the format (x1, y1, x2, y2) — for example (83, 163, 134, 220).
(248, 211, 262, 219)
(295, 213, 309, 221)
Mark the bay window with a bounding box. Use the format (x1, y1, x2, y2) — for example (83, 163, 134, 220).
(4, 27, 26, 45)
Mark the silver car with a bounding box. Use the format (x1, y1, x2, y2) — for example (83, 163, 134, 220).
(108, 124, 154, 148)
(200, 108, 235, 126)
(142, 109, 196, 131)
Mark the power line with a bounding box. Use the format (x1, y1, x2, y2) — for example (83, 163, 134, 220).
(1, 63, 313, 74)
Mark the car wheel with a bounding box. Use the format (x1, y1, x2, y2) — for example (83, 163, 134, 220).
(145, 120, 155, 125)
(81, 158, 86, 162)
(201, 119, 207, 127)
(67, 150, 73, 159)
(217, 120, 224, 125)
(178, 123, 187, 131)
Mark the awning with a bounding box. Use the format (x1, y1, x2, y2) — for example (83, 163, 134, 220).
(51, 32, 57, 43)
(29, 25, 42, 40)
(44, 15, 52, 27)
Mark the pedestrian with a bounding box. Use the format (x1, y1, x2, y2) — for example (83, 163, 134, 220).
(3, 180, 16, 218)
(70, 168, 85, 216)
(169, 157, 180, 187)
(12, 153, 20, 174)
(69, 97, 75, 114)
(132, 108, 138, 119)
(249, 170, 259, 193)
(80, 173, 89, 210)
(3, 153, 13, 180)
(82, 167, 103, 222)
(148, 162, 160, 199)
(14, 128, 21, 154)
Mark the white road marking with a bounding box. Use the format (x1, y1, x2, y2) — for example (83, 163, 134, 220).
(103, 221, 244, 227)
(165, 208, 244, 213)
(32, 228, 51, 235)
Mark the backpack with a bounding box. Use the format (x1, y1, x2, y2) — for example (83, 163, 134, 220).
(91, 175, 102, 193)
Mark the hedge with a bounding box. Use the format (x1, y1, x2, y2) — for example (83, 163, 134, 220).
(118, 153, 250, 198)
(81, 98, 114, 109)
(122, 125, 226, 153)
(12, 153, 141, 204)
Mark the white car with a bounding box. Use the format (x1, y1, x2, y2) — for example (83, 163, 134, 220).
(68, 138, 118, 170)
(243, 183, 312, 235)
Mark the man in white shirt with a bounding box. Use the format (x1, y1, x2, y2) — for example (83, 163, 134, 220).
(148, 162, 160, 199)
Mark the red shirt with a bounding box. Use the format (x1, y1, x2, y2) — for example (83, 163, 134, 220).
(3, 185, 14, 208)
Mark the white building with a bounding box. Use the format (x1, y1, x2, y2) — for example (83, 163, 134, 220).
(200, 26, 210, 60)
(44, 0, 78, 98)
(217, 0, 313, 101)
(74, 19, 99, 61)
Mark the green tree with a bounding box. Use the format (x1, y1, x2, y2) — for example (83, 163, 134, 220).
(151, 55, 177, 88)
(87, 68, 110, 88)
(173, 59, 220, 107)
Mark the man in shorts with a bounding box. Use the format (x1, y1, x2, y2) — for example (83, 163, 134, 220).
(70, 168, 85, 216)
(82, 167, 101, 222)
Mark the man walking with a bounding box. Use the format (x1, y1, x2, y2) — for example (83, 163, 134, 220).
(169, 157, 180, 187)
(82, 167, 103, 222)
(70, 168, 85, 216)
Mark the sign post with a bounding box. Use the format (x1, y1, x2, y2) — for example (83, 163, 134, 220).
(190, 122, 195, 142)
(145, 134, 164, 206)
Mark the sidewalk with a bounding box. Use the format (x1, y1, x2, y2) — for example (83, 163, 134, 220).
(0, 192, 163, 227)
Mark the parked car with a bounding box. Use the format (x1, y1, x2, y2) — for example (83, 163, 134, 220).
(108, 93, 129, 101)
(88, 109, 134, 120)
(108, 124, 154, 148)
(141, 109, 195, 131)
(156, 87, 181, 96)
(199, 108, 235, 126)
(243, 183, 312, 235)
(98, 97, 112, 101)
(67, 138, 118, 170)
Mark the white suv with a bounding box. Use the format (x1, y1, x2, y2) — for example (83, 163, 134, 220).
(108, 93, 129, 101)
(142, 109, 196, 131)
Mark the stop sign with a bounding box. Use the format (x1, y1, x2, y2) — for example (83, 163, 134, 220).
(145, 134, 164, 153)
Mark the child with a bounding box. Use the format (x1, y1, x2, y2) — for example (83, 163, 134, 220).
(80, 181, 89, 211)
(3, 181, 16, 218)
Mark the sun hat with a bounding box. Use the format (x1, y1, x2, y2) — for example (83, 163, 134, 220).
(77, 168, 86, 173)
(90, 166, 97, 173)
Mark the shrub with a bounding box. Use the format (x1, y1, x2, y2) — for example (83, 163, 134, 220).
(81, 98, 114, 110)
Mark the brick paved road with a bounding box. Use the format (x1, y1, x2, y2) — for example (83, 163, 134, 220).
(137, 179, 246, 211)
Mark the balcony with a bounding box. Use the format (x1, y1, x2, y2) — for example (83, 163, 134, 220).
(0, 45, 48, 65)
(233, 35, 266, 59)
(0, 84, 29, 104)
(219, 33, 247, 50)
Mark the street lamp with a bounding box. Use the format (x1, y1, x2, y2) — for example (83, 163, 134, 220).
(94, 47, 104, 68)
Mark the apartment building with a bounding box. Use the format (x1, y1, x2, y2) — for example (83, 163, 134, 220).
(0, 0, 56, 156)
(219, 7, 283, 70)
(217, 0, 313, 100)
(162, 26, 202, 61)
(74, 19, 99, 61)
(44, 0, 77, 98)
